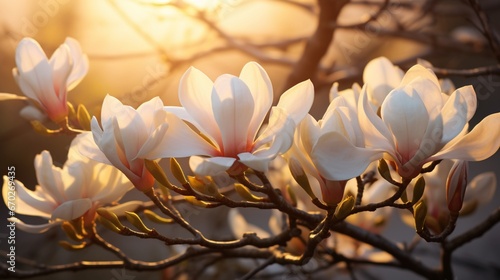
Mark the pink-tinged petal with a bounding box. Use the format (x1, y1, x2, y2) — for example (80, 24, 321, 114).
(8, 217, 59, 234)
(431, 113, 500, 161)
(212, 75, 255, 156)
(0, 93, 27, 100)
(49, 43, 72, 101)
(14, 39, 58, 106)
(382, 87, 431, 164)
(34, 151, 66, 204)
(2, 176, 53, 218)
(276, 79, 314, 125)
(400, 114, 443, 178)
(440, 87, 468, 143)
(76, 131, 112, 165)
(358, 86, 395, 152)
(240, 114, 294, 172)
(189, 156, 236, 176)
(465, 172, 496, 205)
(312, 132, 383, 181)
(178, 66, 221, 145)
(51, 198, 92, 221)
(64, 37, 89, 90)
(20, 105, 47, 121)
(239, 62, 273, 141)
(113, 104, 148, 161)
(363, 57, 403, 107)
(147, 112, 217, 158)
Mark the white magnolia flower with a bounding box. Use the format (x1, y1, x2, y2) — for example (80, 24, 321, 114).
(2, 138, 133, 233)
(324, 63, 500, 179)
(2, 37, 88, 123)
(78, 95, 177, 191)
(164, 61, 314, 176)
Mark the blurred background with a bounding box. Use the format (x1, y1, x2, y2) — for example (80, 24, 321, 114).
(0, 0, 499, 279)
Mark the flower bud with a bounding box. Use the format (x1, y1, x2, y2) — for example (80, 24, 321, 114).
(77, 104, 91, 131)
(412, 176, 426, 204)
(96, 208, 125, 230)
(288, 157, 316, 199)
(125, 211, 153, 234)
(143, 209, 174, 224)
(322, 179, 346, 206)
(170, 158, 188, 185)
(234, 183, 264, 202)
(446, 160, 468, 213)
(413, 200, 427, 232)
(334, 195, 355, 220)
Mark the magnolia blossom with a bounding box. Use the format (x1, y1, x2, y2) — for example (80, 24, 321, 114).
(2, 138, 133, 233)
(164, 61, 314, 175)
(323, 63, 500, 179)
(2, 37, 89, 123)
(78, 95, 177, 191)
(403, 159, 496, 234)
(288, 89, 381, 204)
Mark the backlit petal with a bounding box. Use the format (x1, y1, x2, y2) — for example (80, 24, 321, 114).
(239, 62, 273, 141)
(51, 198, 92, 220)
(189, 156, 236, 176)
(431, 113, 500, 161)
(312, 132, 383, 180)
(212, 75, 255, 156)
(276, 79, 314, 125)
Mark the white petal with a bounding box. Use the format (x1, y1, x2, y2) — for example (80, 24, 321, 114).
(75, 132, 112, 164)
(178, 66, 221, 145)
(276, 79, 314, 125)
(400, 64, 440, 90)
(20, 105, 47, 121)
(239, 62, 274, 141)
(189, 156, 236, 176)
(14, 38, 58, 109)
(440, 87, 469, 143)
(2, 176, 53, 218)
(49, 43, 72, 101)
(363, 57, 403, 107)
(432, 113, 500, 161)
(312, 132, 383, 180)
(358, 86, 395, 152)
(212, 75, 255, 156)
(34, 151, 66, 203)
(381, 87, 431, 164)
(51, 198, 92, 220)
(146, 112, 217, 158)
(136, 97, 165, 132)
(8, 217, 59, 234)
(64, 37, 89, 90)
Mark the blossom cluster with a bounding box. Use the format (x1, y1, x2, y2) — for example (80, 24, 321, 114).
(2, 38, 499, 250)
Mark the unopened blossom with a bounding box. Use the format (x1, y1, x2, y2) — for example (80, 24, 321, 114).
(403, 159, 496, 234)
(326, 63, 500, 179)
(2, 37, 89, 123)
(164, 61, 314, 176)
(287, 92, 381, 205)
(78, 95, 175, 191)
(2, 138, 132, 233)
